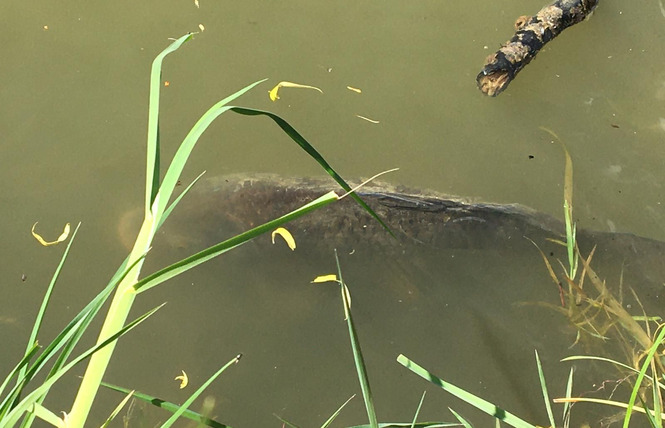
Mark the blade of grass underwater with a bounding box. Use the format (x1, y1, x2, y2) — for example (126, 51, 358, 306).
(553, 397, 665, 418)
(335, 251, 378, 428)
(160, 354, 241, 428)
(228, 106, 393, 237)
(623, 325, 665, 428)
(562, 356, 664, 389)
(534, 350, 556, 428)
(397, 355, 536, 428)
(145, 33, 194, 214)
(2, 304, 164, 427)
(133, 190, 338, 294)
(320, 394, 355, 428)
(273, 415, 301, 428)
(100, 382, 229, 428)
(99, 389, 134, 428)
(18, 223, 81, 382)
(157, 170, 206, 231)
(152, 79, 266, 222)
(448, 408, 472, 428)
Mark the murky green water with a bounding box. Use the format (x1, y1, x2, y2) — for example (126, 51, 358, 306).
(2, 1, 664, 426)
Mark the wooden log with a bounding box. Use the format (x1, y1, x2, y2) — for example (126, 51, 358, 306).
(477, 0, 599, 97)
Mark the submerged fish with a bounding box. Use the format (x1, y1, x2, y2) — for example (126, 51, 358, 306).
(117, 174, 665, 426)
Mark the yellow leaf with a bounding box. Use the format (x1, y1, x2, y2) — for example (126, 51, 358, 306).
(175, 370, 188, 389)
(271, 227, 296, 250)
(347, 86, 362, 93)
(311, 274, 338, 283)
(269, 81, 323, 101)
(31, 222, 71, 246)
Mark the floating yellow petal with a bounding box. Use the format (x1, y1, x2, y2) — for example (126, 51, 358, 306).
(347, 86, 362, 93)
(272, 227, 296, 250)
(198, 24, 205, 32)
(175, 370, 188, 389)
(311, 274, 338, 284)
(31, 222, 71, 246)
(356, 115, 379, 124)
(269, 81, 323, 101)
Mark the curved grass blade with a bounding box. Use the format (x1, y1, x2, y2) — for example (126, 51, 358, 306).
(397, 354, 536, 428)
(100, 389, 134, 428)
(320, 394, 355, 428)
(146, 33, 195, 213)
(448, 408, 472, 428)
(158, 170, 206, 231)
(160, 354, 241, 428)
(3, 304, 163, 427)
(553, 397, 665, 418)
(100, 382, 230, 428)
(133, 190, 338, 294)
(561, 355, 664, 389)
(623, 325, 665, 428)
(151, 80, 267, 222)
(334, 251, 378, 428)
(229, 106, 393, 237)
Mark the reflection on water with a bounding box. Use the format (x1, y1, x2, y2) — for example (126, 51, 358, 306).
(1, 0, 665, 426)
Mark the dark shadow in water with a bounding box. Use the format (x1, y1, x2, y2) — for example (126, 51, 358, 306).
(110, 175, 664, 427)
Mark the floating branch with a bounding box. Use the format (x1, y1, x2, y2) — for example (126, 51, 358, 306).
(477, 0, 599, 97)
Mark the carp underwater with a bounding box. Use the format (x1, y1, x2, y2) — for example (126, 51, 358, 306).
(116, 174, 664, 426)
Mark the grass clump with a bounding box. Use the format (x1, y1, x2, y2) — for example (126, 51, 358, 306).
(0, 32, 385, 428)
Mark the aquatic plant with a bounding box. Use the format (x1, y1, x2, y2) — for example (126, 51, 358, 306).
(0, 33, 384, 428)
(397, 134, 665, 427)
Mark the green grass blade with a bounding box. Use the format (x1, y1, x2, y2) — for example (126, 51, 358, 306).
(448, 408, 473, 428)
(99, 389, 134, 428)
(623, 325, 665, 428)
(18, 223, 81, 383)
(229, 106, 394, 237)
(152, 80, 266, 222)
(100, 382, 230, 428)
(133, 190, 338, 294)
(320, 394, 355, 428)
(534, 350, 555, 428)
(157, 170, 206, 231)
(160, 354, 241, 428)
(273, 415, 301, 428)
(334, 252, 378, 428)
(410, 391, 427, 428)
(397, 354, 536, 428)
(2, 304, 163, 427)
(145, 33, 194, 213)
